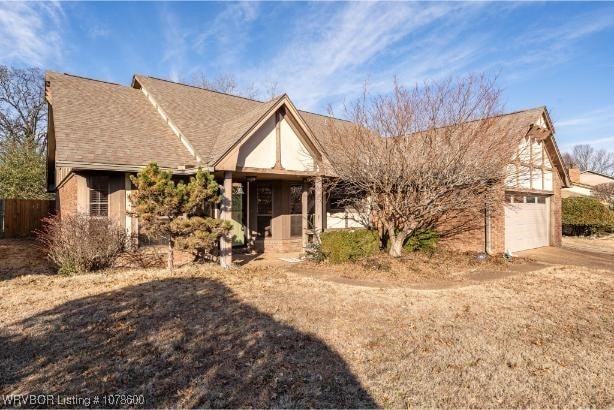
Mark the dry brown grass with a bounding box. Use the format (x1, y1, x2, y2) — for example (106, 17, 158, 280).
(1, 256, 612, 408)
(293, 249, 534, 288)
(0, 239, 54, 280)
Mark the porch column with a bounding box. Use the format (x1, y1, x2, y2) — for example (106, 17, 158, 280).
(302, 180, 309, 248)
(220, 171, 233, 268)
(314, 176, 323, 235)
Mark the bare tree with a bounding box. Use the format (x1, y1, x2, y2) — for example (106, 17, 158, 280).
(593, 183, 614, 208)
(324, 75, 523, 257)
(564, 144, 614, 176)
(190, 72, 258, 99)
(0, 65, 47, 148)
(561, 151, 576, 169)
(0, 65, 49, 199)
(263, 80, 280, 99)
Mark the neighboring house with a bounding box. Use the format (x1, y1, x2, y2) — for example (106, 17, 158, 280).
(45, 72, 569, 262)
(563, 169, 614, 198)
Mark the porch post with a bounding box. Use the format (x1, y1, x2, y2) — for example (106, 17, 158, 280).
(302, 179, 309, 248)
(315, 175, 323, 235)
(220, 171, 233, 268)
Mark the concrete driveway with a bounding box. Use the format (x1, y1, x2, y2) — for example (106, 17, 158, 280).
(517, 236, 614, 272)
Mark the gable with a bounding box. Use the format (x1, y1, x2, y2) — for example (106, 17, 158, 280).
(237, 116, 276, 169)
(214, 97, 324, 174)
(507, 134, 556, 191)
(280, 118, 315, 171)
(235, 115, 315, 171)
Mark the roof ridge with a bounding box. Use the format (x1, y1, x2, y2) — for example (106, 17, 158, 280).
(580, 169, 614, 178)
(488, 105, 546, 120)
(135, 74, 266, 104)
(298, 108, 353, 124)
(47, 71, 125, 88)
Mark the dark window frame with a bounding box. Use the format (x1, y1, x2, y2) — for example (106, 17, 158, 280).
(89, 176, 110, 217)
(256, 183, 273, 237)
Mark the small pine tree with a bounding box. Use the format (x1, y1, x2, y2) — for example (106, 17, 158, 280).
(129, 162, 231, 270)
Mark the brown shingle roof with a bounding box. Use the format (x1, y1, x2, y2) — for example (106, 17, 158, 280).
(133, 75, 351, 166)
(133, 75, 266, 165)
(47, 72, 195, 169)
(48, 72, 564, 184)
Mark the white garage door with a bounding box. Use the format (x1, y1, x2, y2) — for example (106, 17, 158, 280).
(504, 194, 550, 253)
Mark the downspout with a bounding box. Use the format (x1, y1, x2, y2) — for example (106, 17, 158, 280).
(485, 206, 492, 255)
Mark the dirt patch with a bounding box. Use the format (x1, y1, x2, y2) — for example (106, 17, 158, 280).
(289, 250, 535, 289)
(0, 265, 612, 408)
(0, 239, 54, 281)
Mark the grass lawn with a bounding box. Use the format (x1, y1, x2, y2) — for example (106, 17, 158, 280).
(1, 245, 612, 407)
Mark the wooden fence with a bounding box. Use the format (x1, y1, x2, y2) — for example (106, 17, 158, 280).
(0, 199, 55, 238)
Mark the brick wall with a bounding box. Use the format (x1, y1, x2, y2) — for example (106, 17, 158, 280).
(550, 168, 562, 247)
(568, 168, 580, 183)
(254, 238, 303, 253)
(544, 141, 563, 247)
(490, 200, 506, 254)
(437, 203, 488, 253)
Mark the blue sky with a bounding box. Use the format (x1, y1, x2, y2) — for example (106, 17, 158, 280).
(1, 1, 613, 150)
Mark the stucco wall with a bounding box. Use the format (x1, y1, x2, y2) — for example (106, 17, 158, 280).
(236, 116, 314, 171)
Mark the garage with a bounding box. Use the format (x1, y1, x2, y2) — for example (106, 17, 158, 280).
(504, 194, 550, 253)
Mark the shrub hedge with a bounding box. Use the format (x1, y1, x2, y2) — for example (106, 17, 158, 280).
(403, 229, 439, 253)
(562, 196, 614, 236)
(319, 229, 379, 263)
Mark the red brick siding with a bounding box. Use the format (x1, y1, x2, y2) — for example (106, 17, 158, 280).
(437, 202, 488, 253)
(56, 175, 77, 217)
(550, 167, 562, 247)
(490, 200, 506, 254)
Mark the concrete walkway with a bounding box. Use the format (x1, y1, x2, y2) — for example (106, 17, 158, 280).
(517, 237, 614, 272)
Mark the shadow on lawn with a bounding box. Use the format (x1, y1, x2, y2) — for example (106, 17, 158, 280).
(0, 277, 376, 408)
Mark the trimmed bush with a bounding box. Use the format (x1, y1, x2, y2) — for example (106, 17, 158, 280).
(37, 214, 126, 274)
(403, 229, 439, 253)
(562, 197, 614, 236)
(319, 229, 379, 263)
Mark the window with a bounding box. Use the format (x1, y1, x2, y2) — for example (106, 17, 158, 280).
(256, 184, 272, 237)
(526, 196, 537, 204)
(289, 185, 302, 214)
(505, 195, 512, 203)
(329, 185, 347, 212)
(537, 196, 546, 204)
(289, 185, 303, 237)
(89, 176, 109, 217)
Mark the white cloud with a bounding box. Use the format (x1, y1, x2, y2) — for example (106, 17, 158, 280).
(239, 2, 473, 110)
(0, 1, 64, 67)
(87, 25, 110, 39)
(560, 135, 614, 151)
(556, 105, 614, 128)
(555, 105, 614, 150)
(491, 10, 614, 81)
(160, 7, 189, 82)
(159, 2, 259, 82)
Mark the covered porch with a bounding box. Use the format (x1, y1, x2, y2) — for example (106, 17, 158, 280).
(216, 171, 325, 267)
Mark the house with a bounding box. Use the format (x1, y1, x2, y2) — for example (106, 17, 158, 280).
(563, 169, 614, 198)
(45, 72, 570, 264)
